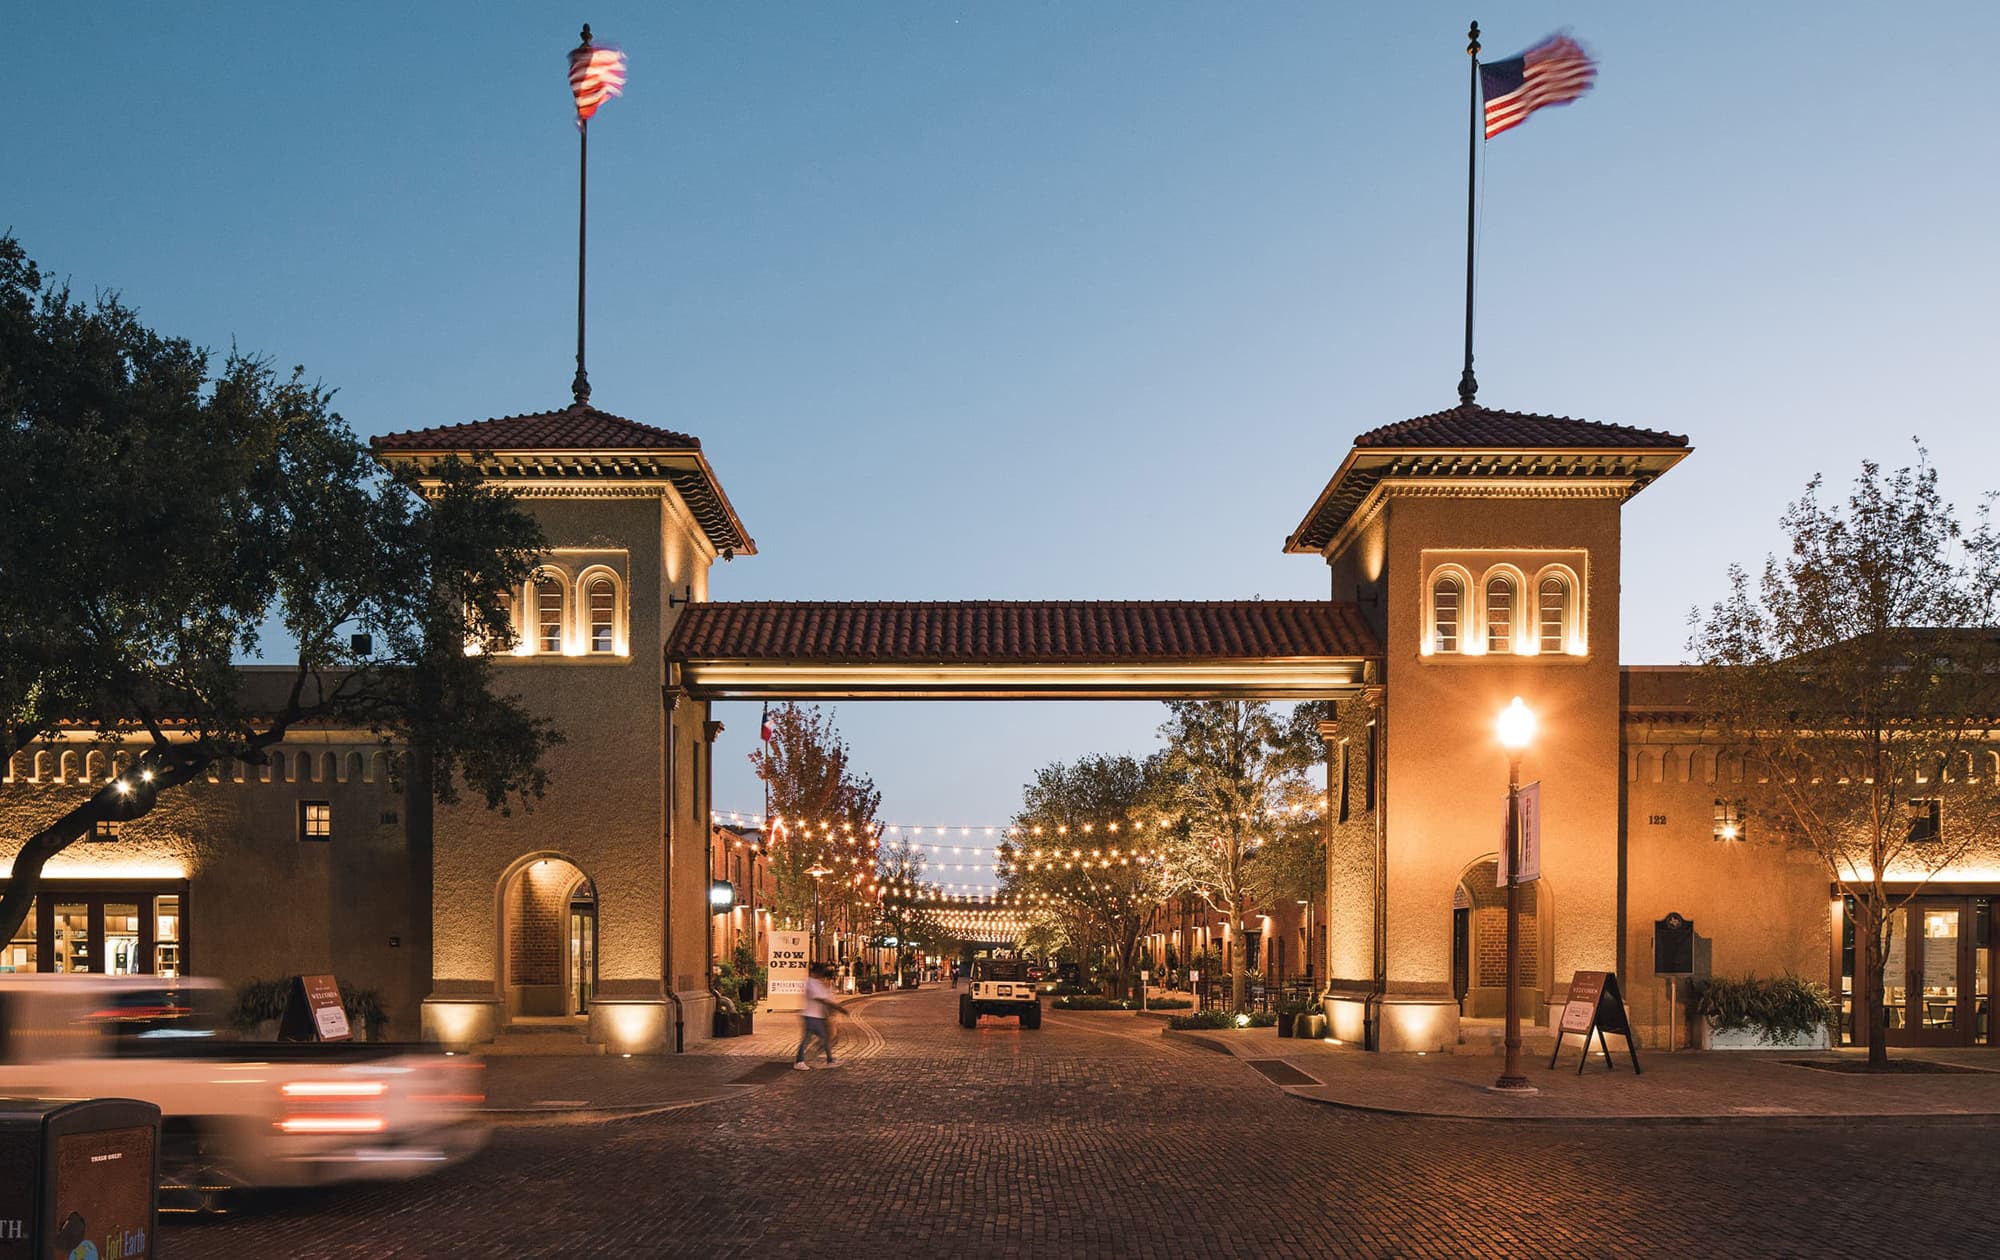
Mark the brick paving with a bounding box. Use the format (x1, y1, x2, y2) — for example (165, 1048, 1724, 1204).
(167, 985, 2000, 1258)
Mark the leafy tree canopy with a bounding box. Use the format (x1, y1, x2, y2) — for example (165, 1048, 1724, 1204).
(1000, 752, 1170, 995)
(1690, 447, 2000, 1065)
(1154, 700, 1331, 1010)
(0, 236, 560, 942)
(748, 702, 881, 933)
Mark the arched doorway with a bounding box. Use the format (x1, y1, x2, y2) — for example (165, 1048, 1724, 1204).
(1452, 856, 1550, 1022)
(500, 855, 598, 1019)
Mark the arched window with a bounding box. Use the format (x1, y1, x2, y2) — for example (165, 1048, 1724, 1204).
(1538, 574, 1570, 654)
(1485, 575, 1515, 654)
(587, 577, 616, 654)
(535, 576, 566, 654)
(1432, 574, 1462, 654)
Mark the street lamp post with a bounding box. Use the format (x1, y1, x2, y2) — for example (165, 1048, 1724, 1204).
(1493, 696, 1537, 1094)
(807, 864, 831, 964)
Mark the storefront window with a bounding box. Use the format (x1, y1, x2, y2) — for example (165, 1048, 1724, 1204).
(3, 898, 33, 972)
(155, 895, 181, 978)
(105, 902, 142, 975)
(1919, 906, 1961, 1032)
(54, 903, 90, 972)
(1883, 909, 1908, 1030)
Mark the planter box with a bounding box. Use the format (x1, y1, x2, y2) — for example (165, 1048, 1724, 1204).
(1699, 1019, 1831, 1051)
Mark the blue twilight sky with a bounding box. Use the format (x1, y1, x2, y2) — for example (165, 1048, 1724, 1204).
(6, 3, 1996, 887)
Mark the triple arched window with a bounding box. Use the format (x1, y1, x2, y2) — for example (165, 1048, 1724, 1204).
(1428, 563, 1581, 657)
(475, 563, 628, 657)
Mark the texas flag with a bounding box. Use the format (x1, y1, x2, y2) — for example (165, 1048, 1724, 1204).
(760, 704, 775, 744)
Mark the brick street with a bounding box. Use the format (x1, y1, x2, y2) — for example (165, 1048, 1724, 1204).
(167, 986, 2000, 1258)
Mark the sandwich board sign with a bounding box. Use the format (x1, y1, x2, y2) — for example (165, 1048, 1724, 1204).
(278, 973, 350, 1041)
(766, 931, 809, 1013)
(1549, 969, 1641, 1075)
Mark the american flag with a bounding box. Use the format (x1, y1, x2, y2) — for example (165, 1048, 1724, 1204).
(1480, 33, 1595, 140)
(568, 40, 627, 125)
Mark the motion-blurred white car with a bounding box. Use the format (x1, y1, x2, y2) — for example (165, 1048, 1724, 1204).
(0, 974, 485, 1207)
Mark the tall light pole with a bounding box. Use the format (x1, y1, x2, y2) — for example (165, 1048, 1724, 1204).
(1493, 696, 1537, 1094)
(804, 868, 828, 968)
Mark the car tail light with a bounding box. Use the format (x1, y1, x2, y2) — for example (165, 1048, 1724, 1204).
(281, 1081, 387, 1098)
(276, 1115, 386, 1134)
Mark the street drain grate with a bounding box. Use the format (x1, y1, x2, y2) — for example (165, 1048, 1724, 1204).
(1245, 1059, 1320, 1086)
(732, 1061, 800, 1085)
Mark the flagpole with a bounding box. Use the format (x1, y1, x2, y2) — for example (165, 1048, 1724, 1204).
(1458, 20, 1480, 408)
(572, 24, 593, 407)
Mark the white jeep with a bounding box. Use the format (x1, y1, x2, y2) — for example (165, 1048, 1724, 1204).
(958, 956, 1041, 1029)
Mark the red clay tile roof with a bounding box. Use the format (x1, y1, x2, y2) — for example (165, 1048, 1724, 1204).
(371, 403, 700, 452)
(1355, 404, 1687, 450)
(667, 600, 1380, 662)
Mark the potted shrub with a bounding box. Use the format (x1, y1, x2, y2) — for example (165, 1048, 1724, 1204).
(339, 984, 390, 1042)
(232, 978, 290, 1040)
(1688, 974, 1834, 1050)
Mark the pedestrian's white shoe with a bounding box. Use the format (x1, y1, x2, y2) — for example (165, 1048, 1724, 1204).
(792, 1061, 810, 1071)
(822, 1060, 840, 1069)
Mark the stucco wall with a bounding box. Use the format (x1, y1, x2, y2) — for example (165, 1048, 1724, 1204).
(1620, 728, 1847, 1045)
(1, 739, 419, 1030)
(1323, 698, 1381, 990)
(430, 495, 669, 999)
(1380, 492, 1625, 1009)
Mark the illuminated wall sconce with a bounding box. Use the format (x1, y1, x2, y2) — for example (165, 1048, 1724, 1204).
(1712, 799, 1746, 842)
(709, 879, 737, 910)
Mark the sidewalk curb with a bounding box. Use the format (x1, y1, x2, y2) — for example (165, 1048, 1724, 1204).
(1269, 1084, 2000, 1126)
(1165, 1030, 2000, 1126)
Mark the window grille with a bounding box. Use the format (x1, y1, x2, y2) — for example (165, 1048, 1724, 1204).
(1433, 575, 1461, 653)
(1538, 575, 1568, 654)
(1485, 575, 1515, 654)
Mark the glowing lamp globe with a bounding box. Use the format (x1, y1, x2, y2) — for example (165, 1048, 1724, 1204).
(1497, 696, 1536, 752)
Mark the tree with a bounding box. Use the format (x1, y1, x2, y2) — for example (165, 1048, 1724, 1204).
(748, 703, 882, 957)
(874, 836, 944, 978)
(999, 753, 1168, 997)
(1690, 450, 2000, 1068)
(0, 237, 561, 945)
(1154, 701, 1327, 1012)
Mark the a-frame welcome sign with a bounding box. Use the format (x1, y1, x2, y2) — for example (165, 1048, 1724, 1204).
(1549, 970, 1641, 1075)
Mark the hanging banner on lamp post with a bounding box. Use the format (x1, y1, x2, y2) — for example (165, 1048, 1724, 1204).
(1497, 781, 1542, 885)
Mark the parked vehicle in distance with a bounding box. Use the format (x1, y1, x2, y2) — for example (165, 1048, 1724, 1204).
(0, 975, 485, 1208)
(958, 954, 1041, 1029)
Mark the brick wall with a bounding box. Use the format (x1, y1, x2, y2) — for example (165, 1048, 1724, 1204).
(1462, 861, 1538, 988)
(507, 860, 578, 986)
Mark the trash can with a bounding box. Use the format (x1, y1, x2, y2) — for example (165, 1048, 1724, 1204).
(0, 1097, 161, 1259)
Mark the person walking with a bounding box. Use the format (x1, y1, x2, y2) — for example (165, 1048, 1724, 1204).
(794, 962, 850, 1070)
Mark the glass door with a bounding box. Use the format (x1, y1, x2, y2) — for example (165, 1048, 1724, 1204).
(1907, 902, 1964, 1046)
(1975, 899, 1992, 1046)
(568, 899, 596, 1015)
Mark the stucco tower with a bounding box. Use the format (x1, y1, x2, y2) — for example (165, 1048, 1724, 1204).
(372, 403, 753, 1055)
(1287, 404, 1687, 1051)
